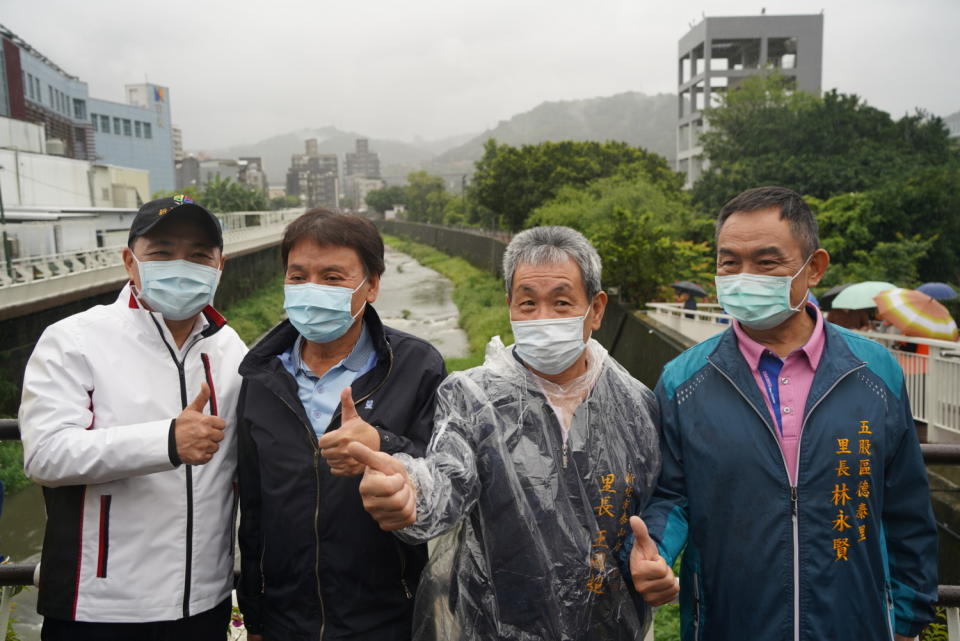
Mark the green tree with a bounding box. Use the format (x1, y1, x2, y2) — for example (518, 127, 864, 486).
(153, 179, 268, 213)
(404, 171, 450, 223)
(152, 185, 201, 202)
(470, 139, 682, 231)
(692, 73, 957, 214)
(442, 195, 468, 226)
(809, 166, 960, 285)
(270, 195, 300, 209)
(364, 185, 407, 214)
(529, 174, 712, 304)
(199, 176, 269, 213)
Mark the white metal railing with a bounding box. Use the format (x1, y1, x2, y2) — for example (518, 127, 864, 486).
(646, 302, 960, 441)
(0, 209, 303, 290)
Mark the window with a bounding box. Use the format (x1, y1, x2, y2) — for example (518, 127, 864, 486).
(767, 37, 798, 69)
(135, 121, 142, 137)
(25, 73, 32, 100)
(114, 117, 121, 133)
(91, 113, 98, 132)
(73, 99, 86, 120)
(710, 39, 761, 70)
(122, 119, 132, 136)
(101, 114, 110, 133)
(49, 85, 54, 107)
(35, 78, 40, 100)
(143, 122, 152, 139)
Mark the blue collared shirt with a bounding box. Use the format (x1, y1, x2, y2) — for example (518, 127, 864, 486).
(278, 324, 378, 436)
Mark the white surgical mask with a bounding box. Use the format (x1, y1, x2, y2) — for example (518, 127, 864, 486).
(511, 315, 588, 375)
(134, 256, 221, 321)
(284, 279, 367, 344)
(715, 255, 812, 330)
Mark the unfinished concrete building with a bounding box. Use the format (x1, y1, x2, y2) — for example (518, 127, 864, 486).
(677, 14, 823, 186)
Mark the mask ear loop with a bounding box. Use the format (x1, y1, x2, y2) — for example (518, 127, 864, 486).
(789, 254, 816, 312)
(350, 276, 369, 321)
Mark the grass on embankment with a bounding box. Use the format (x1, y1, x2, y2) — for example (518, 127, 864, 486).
(220, 275, 285, 345)
(382, 234, 512, 372)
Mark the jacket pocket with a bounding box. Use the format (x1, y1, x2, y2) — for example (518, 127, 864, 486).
(96, 495, 111, 578)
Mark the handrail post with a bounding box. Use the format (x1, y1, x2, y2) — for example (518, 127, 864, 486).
(948, 606, 959, 641)
(927, 345, 942, 442)
(0, 585, 12, 638)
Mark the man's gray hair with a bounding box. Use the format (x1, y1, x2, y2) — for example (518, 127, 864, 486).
(503, 226, 603, 300)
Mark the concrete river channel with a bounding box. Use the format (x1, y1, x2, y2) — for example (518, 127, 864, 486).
(1, 247, 467, 640)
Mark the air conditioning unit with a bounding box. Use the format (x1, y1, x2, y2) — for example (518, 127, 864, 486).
(46, 138, 66, 156)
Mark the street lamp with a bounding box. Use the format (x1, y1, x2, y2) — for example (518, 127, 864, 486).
(0, 164, 10, 279)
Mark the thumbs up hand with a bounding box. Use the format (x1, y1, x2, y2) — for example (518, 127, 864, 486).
(174, 382, 227, 465)
(348, 441, 417, 531)
(629, 516, 679, 606)
(318, 387, 381, 477)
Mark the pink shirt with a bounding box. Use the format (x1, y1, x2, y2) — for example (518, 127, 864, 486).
(732, 304, 825, 485)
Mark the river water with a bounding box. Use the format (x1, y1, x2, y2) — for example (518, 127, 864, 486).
(1, 247, 467, 640)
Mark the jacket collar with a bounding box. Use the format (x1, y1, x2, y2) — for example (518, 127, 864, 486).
(240, 304, 392, 405)
(121, 281, 227, 339)
(707, 321, 866, 428)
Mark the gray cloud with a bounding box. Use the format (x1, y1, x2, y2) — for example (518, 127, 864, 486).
(4, 0, 958, 149)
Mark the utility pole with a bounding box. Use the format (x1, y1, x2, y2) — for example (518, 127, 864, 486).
(0, 165, 11, 279)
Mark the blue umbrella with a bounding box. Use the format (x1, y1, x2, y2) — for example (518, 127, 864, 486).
(917, 282, 957, 301)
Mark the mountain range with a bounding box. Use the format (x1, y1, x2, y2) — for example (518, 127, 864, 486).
(206, 97, 958, 186)
(204, 91, 681, 185)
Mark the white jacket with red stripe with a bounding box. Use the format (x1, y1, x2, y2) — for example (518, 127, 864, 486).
(19, 284, 248, 623)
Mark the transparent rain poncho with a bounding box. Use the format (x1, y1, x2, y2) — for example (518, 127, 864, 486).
(395, 336, 661, 641)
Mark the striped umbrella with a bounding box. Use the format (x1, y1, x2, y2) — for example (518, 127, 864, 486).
(873, 288, 958, 341)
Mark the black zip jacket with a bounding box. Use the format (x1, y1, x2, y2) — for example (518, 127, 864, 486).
(236, 306, 446, 641)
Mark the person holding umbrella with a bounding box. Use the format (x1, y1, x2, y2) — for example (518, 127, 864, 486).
(672, 281, 706, 318)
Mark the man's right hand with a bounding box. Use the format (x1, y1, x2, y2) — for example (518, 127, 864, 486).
(348, 442, 416, 531)
(174, 382, 226, 465)
(629, 515, 679, 606)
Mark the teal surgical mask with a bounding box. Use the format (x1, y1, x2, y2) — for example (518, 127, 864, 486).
(284, 279, 367, 344)
(134, 256, 221, 321)
(715, 256, 812, 330)
(511, 315, 588, 375)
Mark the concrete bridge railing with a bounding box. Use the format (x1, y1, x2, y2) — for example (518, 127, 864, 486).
(647, 302, 960, 444)
(0, 209, 304, 317)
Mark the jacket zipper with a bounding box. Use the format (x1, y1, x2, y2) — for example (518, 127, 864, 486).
(692, 570, 701, 641)
(271, 339, 397, 640)
(150, 316, 205, 619)
(276, 393, 327, 641)
(708, 359, 863, 641)
(396, 540, 413, 599)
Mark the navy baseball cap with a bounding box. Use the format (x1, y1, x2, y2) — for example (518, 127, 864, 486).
(128, 195, 223, 248)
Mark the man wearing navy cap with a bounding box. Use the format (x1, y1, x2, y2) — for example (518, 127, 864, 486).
(20, 195, 248, 640)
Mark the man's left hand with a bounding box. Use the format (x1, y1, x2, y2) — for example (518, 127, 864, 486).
(318, 387, 380, 476)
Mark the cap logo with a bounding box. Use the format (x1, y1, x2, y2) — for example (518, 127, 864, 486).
(173, 194, 194, 205)
(158, 208, 169, 216)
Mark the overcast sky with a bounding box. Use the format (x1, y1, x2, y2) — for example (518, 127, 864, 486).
(4, 0, 958, 150)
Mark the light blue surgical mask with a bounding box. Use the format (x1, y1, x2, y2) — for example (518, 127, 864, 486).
(134, 256, 221, 321)
(511, 315, 588, 376)
(284, 279, 367, 344)
(715, 255, 812, 330)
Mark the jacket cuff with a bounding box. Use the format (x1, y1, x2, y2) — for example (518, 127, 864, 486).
(895, 618, 925, 638)
(168, 419, 182, 467)
(373, 424, 403, 455)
